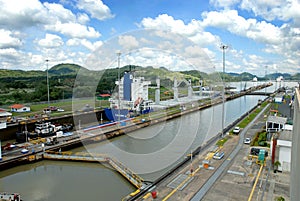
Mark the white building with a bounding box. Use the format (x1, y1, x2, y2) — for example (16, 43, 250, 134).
(271, 130, 292, 172)
(10, 104, 31, 112)
(266, 115, 287, 133)
(0, 108, 12, 129)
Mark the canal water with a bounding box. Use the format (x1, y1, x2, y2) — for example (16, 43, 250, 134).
(0, 91, 278, 200)
(0, 161, 135, 201)
(75, 95, 266, 180)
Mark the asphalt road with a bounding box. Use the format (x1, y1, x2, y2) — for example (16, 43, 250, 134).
(190, 104, 270, 201)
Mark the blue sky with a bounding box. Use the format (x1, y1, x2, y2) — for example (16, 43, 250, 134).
(0, 0, 299, 76)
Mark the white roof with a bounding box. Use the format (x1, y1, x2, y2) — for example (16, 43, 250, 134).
(284, 124, 293, 131)
(277, 139, 292, 147)
(0, 111, 12, 117)
(267, 115, 287, 124)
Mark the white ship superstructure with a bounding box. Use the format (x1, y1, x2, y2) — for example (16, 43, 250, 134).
(110, 71, 152, 111)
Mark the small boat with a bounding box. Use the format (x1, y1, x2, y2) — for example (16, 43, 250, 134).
(0, 192, 21, 201)
(16, 121, 73, 143)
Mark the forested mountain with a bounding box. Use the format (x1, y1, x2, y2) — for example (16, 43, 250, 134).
(0, 63, 298, 105)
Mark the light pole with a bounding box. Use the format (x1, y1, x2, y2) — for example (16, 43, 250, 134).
(220, 44, 228, 137)
(46, 59, 50, 107)
(265, 65, 268, 96)
(116, 51, 121, 123)
(220, 44, 228, 76)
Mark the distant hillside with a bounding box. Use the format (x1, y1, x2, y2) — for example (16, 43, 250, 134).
(291, 73, 300, 80)
(0, 69, 44, 78)
(48, 63, 84, 75)
(0, 63, 298, 81)
(0, 63, 88, 78)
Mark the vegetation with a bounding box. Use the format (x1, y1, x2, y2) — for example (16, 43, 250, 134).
(216, 136, 229, 146)
(1, 63, 299, 107)
(236, 101, 269, 130)
(252, 131, 268, 147)
(276, 196, 285, 201)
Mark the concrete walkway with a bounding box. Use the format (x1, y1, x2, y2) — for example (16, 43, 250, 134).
(190, 104, 270, 201)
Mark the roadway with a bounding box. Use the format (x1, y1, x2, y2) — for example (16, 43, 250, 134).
(190, 104, 270, 201)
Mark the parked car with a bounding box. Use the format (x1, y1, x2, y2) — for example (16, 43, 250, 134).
(233, 127, 240, 134)
(43, 108, 51, 114)
(213, 151, 225, 160)
(48, 106, 57, 111)
(244, 137, 251, 144)
(57, 108, 64, 112)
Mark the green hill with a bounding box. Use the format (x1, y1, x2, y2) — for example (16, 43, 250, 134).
(0, 69, 43, 78)
(48, 63, 83, 75)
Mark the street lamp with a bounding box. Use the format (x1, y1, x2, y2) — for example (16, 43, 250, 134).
(46, 59, 50, 107)
(116, 51, 121, 123)
(220, 44, 228, 76)
(265, 65, 268, 96)
(220, 44, 228, 137)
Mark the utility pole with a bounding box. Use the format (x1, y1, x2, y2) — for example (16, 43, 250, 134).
(265, 65, 268, 96)
(220, 44, 228, 76)
(46, 59, 50, 107)
(220, 44, 228, 137)
(116, 51, 121, 123)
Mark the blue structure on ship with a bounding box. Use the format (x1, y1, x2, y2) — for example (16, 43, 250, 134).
(104, 108, 129, 122)
(123, 72, 132, 101)
(104, 71, 152, 122)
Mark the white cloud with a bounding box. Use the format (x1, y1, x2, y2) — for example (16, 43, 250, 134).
(184, 46, 204, 58)
(77, 13, 90, 24)
(240, 0, 300, 22)
(45, 22, 100, 38)
(0, 48, 21, 59)
(44, 2, 76, 23)
(141, 14, 193, 35)
(118, 35, 139, 51)
(38, 33, 64, 48)
(67, 38, 103, 51)
(140, 14, 219, 46)
(0, 0, 46, 29)
(210, 0, 300, 23)
(209, 0, 240, 9)
(201, 10, 283, 44)
(77, 0, 114, 21)
(0, 29, 23, 49)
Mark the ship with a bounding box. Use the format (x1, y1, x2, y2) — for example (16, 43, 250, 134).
(104, 71, 153, 122)
(16, 121, 73, 143)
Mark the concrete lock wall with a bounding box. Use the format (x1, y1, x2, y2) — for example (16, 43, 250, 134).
(291, 88, 300, 201)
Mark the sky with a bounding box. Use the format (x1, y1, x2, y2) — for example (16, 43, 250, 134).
(0, 0, 299, 76)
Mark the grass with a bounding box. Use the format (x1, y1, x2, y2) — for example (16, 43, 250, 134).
(7, 98, 110, 118)
(237, 101, 269, 129)
(216, 136, 228, 146)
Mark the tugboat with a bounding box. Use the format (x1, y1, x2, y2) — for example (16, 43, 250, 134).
(34, 121, 57, 137)
(0, 192, 21, 201)
(16, 121, 73, 143)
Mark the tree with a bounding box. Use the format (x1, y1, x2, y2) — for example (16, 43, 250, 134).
(274, 161, 281, 173)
